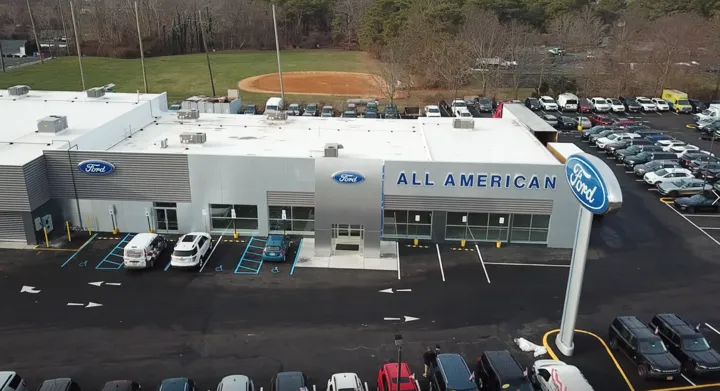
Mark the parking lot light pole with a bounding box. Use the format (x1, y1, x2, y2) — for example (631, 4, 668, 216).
(704, 133, 717, 187)
(394, 334, 403, 387)
(557, 153, 622, 356)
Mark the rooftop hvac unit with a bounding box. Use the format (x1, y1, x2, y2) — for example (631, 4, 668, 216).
(86, 87, 106, 98)
(266, 110, 288, 121)
(103, 83, 116, 92)
(453, 118, 475, 129)
(177, 109, 200, 120)
(8, 85, 30, 96)
(179, 132, 207, 144)
(324, 143, 344, 157)
(37, 115, 69, 133)
(154, 138, 168, 149)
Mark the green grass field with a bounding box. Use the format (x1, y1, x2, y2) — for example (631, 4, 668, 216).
(0, 50, 371, 104)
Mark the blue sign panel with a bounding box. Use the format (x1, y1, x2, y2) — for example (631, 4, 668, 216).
(565, 154, 608, 213)
(395, 171, 557, 190)
(77, 160, 115, 175)
(332, 171, 366, 184)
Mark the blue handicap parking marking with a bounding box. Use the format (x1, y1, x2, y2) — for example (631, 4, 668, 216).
(95, 233, 135, 270)
(233, 236, 265, 274)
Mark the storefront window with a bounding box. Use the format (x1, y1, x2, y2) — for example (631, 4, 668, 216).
(268, 206, 315, 233)
(445, 212, 509, 242)
(210, 204, 259, 232)
(383, 209, 431, 239)
(509, 214, 550, 244)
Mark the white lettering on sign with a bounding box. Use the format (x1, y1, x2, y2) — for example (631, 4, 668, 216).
(568, 163, 597, 204)
(338, 174, 359, 183)
(395, 171, 557, 190)
(83, 163, 110, 174)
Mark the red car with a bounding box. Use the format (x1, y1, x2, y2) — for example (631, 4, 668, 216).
(377, 363, 418, 391)
(589, 114, 613, 126)
(613, 118, 637, 127)
(578, 98, 593, 113)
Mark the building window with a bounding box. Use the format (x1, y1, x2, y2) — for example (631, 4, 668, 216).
(445, 212, 510, 242)
(268, 205, 315, 233)
(383, 210, 432, 239)
(509, 214, 550, 244)
(210, 204, 259, 231)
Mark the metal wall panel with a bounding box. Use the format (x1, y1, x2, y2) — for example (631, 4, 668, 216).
(43, 150, 191, 202)
(23, 156, 51, 210)
(0, 165, 30, 211)
(266, 191, 315, 207)
(0, 211, 27, 241)
(384, 195, 553, 214)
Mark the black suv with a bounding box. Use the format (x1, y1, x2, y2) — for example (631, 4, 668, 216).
(524, 97, 541, 111)
(476, 351, 533, 391)
(624, 151, 678, 169)
(609, 316, 681, 380)
(649, 314, 720, 376)
(620, 96, 643, 112)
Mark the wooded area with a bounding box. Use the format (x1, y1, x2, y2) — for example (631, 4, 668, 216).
(1, 0, 719, 98)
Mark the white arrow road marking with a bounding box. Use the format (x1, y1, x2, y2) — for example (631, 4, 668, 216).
(384, 317, 401, 321)
(105, 282, 121, 286)
(89, 281, 121, 287)
(404, 316, 419, 322)
(20, 285, 41, 294)
(88, 281, 104, 286)
(67, 302, 84, 306)
(379, 288, 394, 294)
(85, 302, 103, 308)
(379, 288, 412, 293)
(396, 289, 412, 292)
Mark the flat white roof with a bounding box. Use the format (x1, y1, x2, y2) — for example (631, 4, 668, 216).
(0, 89, 164, 166)
(109, 113, 561, 164)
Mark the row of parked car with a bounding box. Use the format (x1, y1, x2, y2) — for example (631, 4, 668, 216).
(582, 124, 720, 212)
(526, 90, 710, 114)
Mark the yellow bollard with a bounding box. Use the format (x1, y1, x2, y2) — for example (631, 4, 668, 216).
(43, 227, 49, 248)
(577, 124, 583, 132)
(413, 238, 418, 246)
(66, 221, 71, 242)
(112, 227, 119, 235)
(148, 228, 153, 233)
(496, 241, 501, 248)
(460, 239, 466, 247)
(86, 216, 92, 235)
(233, 231, 239, 239)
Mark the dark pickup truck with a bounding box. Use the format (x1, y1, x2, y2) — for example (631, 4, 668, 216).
(403, 106, 421, 119)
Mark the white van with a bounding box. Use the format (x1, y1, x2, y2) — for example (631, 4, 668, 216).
(265, 97, 285, 112)
(0, 372, 26, 391)
(123, 233, 168, 269)
(695, 104, 720, 123)
(557, 93, 579, 112)
(532, 360, 594, 391)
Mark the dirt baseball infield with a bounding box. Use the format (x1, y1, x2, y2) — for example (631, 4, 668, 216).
(238, 71, 386, 97)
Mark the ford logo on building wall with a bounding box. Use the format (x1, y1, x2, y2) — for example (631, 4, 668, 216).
(332, 171, 366, 184)
(565, 153, 622, 214)
(77, 160, 115, 175)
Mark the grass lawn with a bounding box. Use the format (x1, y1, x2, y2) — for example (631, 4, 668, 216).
(0, 50, 372, 104)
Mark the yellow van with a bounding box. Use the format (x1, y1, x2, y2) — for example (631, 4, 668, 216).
(662, 89, 692, 113)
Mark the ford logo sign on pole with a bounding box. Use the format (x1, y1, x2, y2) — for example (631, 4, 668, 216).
(556, 153, 622, 357)
(332, 171, 366, 184)
(77, 160, 116, 175)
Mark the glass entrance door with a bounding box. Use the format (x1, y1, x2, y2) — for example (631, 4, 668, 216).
(331, 224, 364, 254)
(154, 207, 179, 234)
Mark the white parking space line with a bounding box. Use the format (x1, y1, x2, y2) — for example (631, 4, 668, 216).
(475, 245, 491, 284)
(647, 188, 658, 191)
(681, 374, 696, 386)
(635, 179, 644, 182)
(435, 244, 446, 282)
(665, 203, 720, 247)
(699, 227, 720, 230)
(705, 323, 720, 335)
(688, 214, 720, 218)
(199, 234, 223, 273)
(483, 262, 570, 268)
(396, 242, 401, 280)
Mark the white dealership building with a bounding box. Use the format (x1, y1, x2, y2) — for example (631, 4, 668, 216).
(0, 86, 582, 259)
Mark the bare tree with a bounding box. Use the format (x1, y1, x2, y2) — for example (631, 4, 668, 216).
(371, 43, 410, 105)
(459, 7, 505, 96)
(502, 21, 536, 99)
(647, 13, 698, 95)
(572, 7, 608, 96)
(433, 38, 474, 101)
(606, 12, 646, 96)
(332, 0, 372, 47)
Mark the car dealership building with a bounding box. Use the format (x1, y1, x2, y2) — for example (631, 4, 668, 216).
(0, 87, 581, 258)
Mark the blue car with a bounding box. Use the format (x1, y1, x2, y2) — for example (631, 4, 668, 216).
(261, 235, 290, 262)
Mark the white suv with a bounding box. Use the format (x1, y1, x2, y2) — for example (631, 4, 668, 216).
(591, 97, 611, 112)
(327, 373, 364, 391)
(636, 97, 657, 112)
(170, 232, 212, 269)
(539, 96, 558, 111)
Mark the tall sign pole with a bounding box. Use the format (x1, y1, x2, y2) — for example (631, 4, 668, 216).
(197, 8, 216, 96)
(69, 0, 86, 91)
(271, 4, 285, 101)
(26, 0, 44, 64)
(134, 1, 148, 93)
(556, 153, 622, 356)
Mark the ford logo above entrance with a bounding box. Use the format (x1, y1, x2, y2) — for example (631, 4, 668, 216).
(564, 153, 622, 214)
(77, 160, 115, 175)
(332, 171, 366, 184)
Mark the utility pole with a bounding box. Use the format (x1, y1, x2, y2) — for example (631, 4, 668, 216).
(197, 8, 216, 96)
(272, 4, 285, 100)
(0, 44, 5, 72)
(57, 0, 71, 56)
(69, 0, 85, 90)
(134, 2, 148, 93)
(26, 0, 44, 64)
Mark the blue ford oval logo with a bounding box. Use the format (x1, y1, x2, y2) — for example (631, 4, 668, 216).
(565, 154, 608, 213)
(77, 160, 115, 175)
(332, 171, 366, 184)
